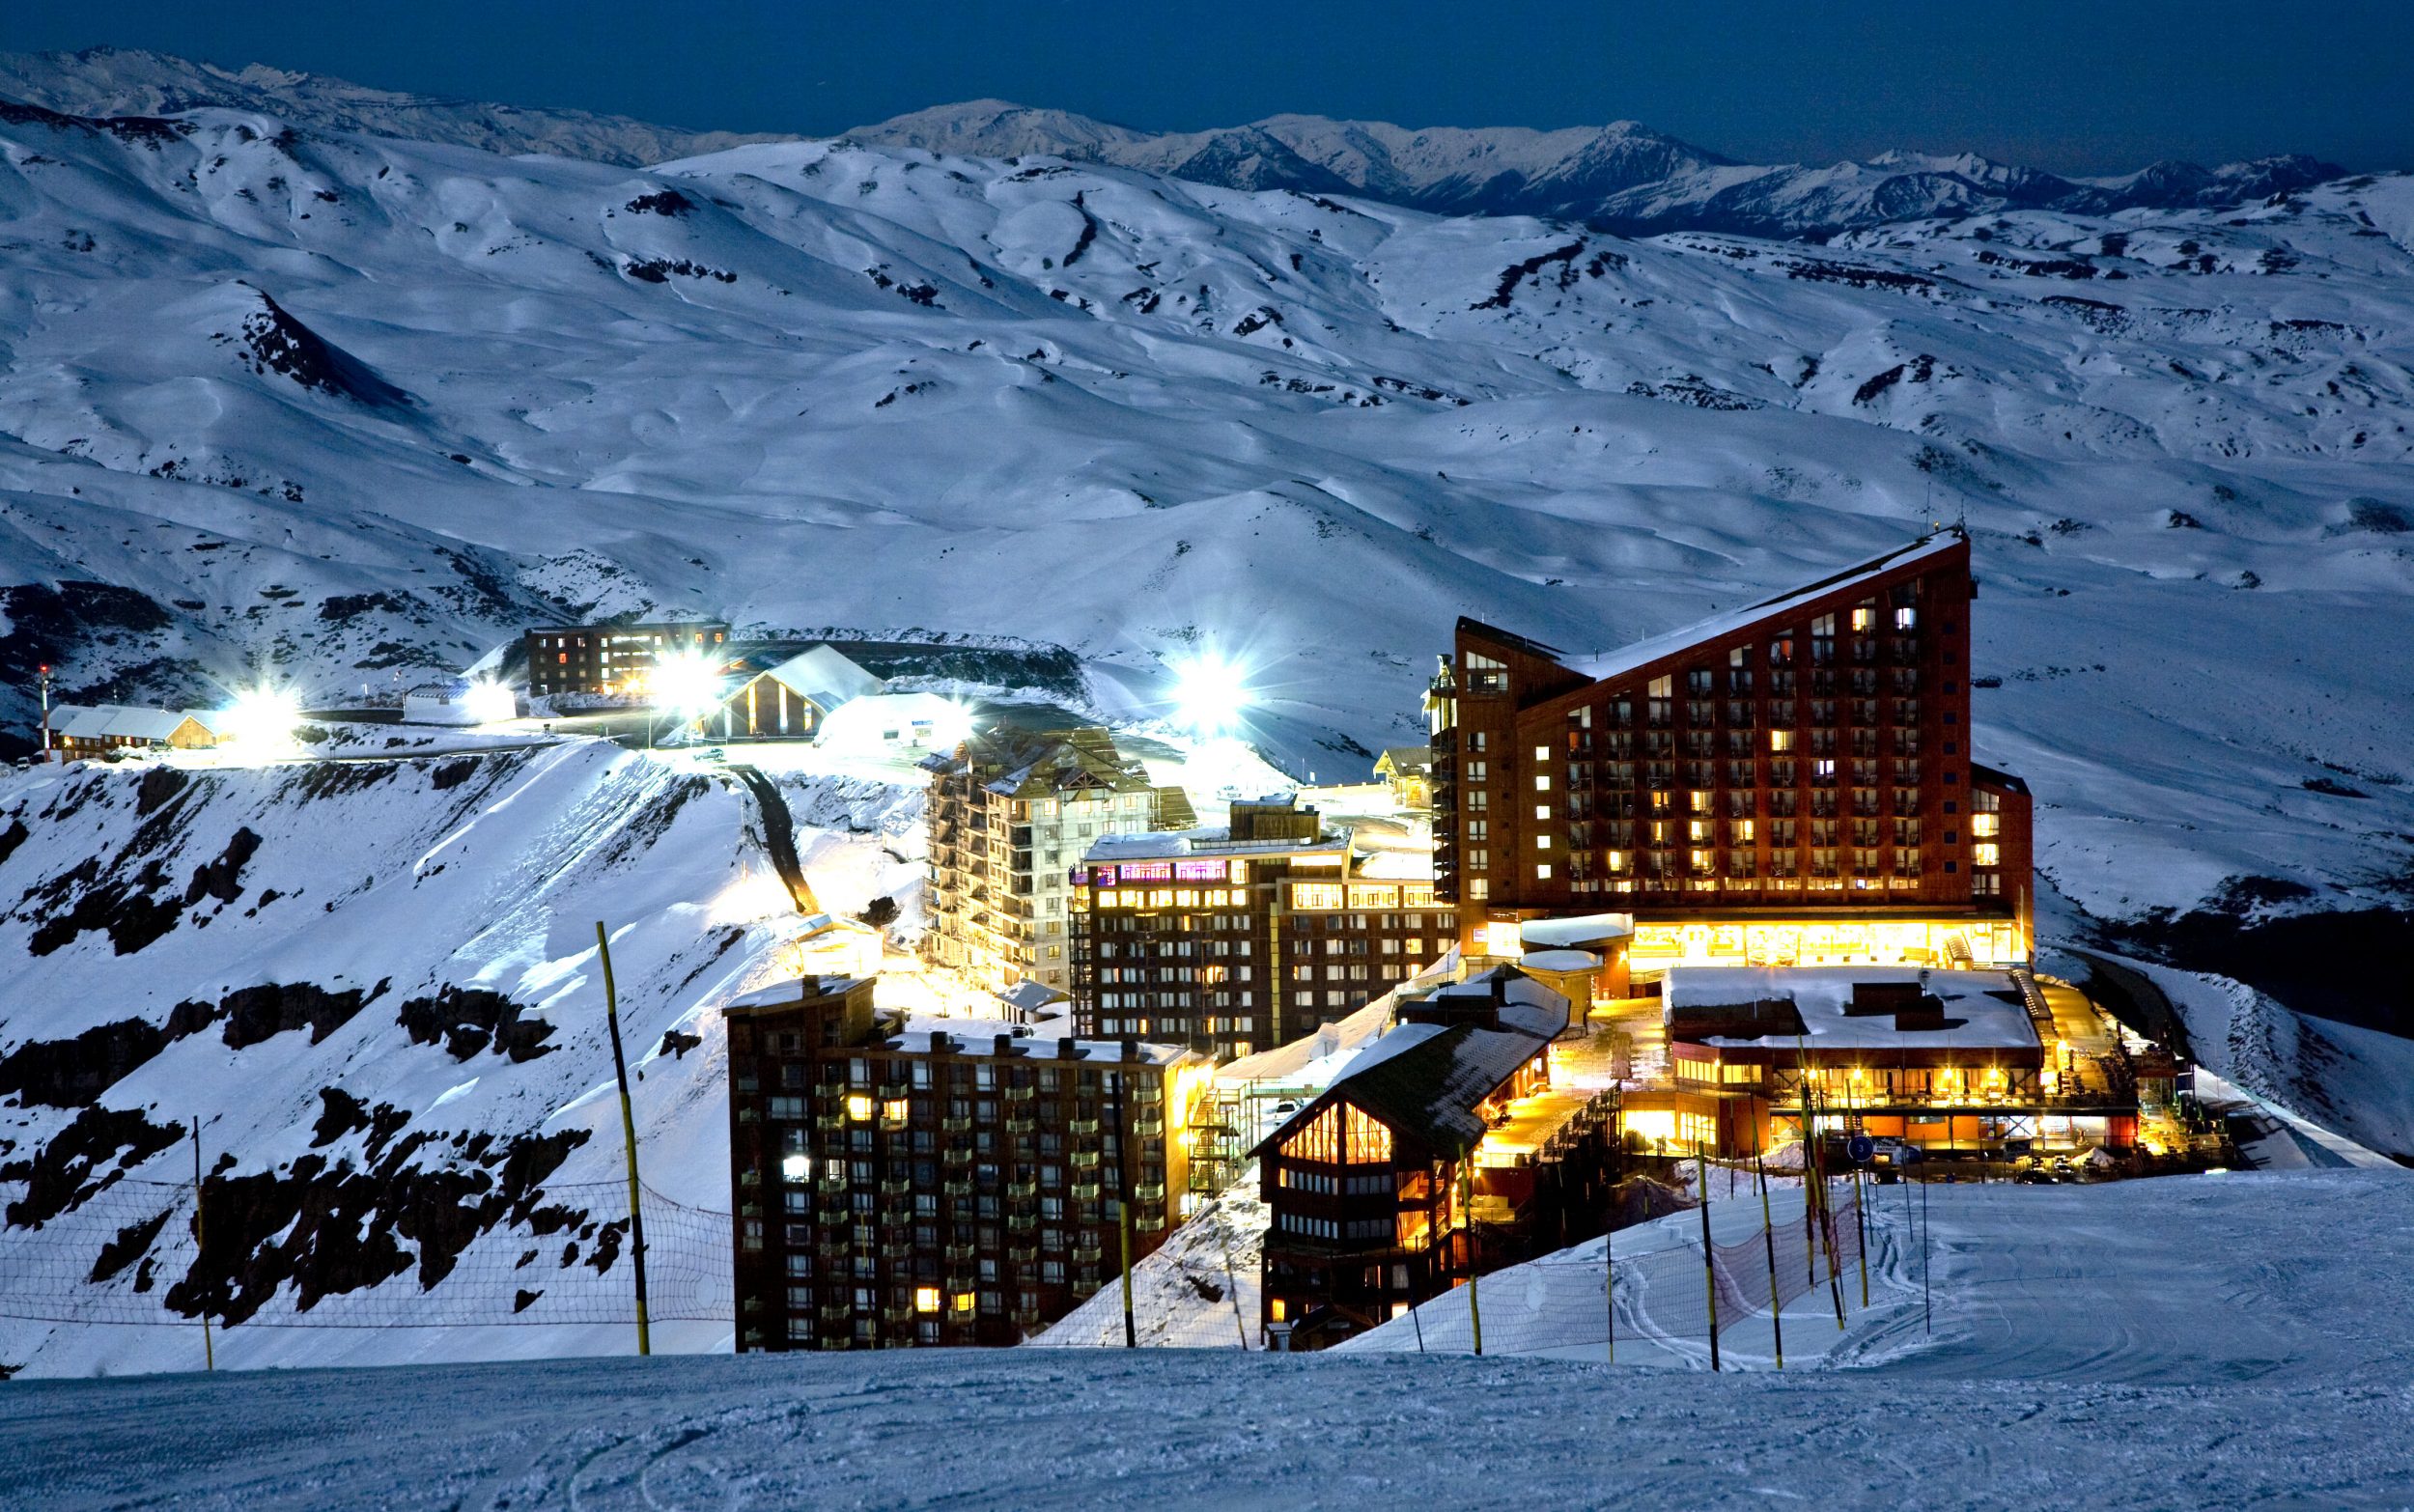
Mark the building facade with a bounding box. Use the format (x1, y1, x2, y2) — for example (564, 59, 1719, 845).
(712, 644, 884, 740)
(1252, 966, 1620, 1348)
(1071, 796, 1445, 1059)
(923, 726, 1194, 995)
(46, 705, 224, 756)
(1426, 530, 2033, 976)
(525, 620, 729, 699)
(726, 975, 1211, 1352)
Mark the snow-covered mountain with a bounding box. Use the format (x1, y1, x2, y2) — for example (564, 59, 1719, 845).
(1, 94, 2407, 922)
(0, 45, 792, 168)
(844, 100, 2345, 238)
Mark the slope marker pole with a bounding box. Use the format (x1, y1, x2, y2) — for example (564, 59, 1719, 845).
(191, 1118, 212, 1373)
(1754, 1116, 1782, 1370)
(596, 920, 650, 1357)
(1697, 1149, 1719, 1371)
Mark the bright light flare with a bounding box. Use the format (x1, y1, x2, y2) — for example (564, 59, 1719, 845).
(650, 649, 726, 720)
(462, 680, 518, 725)
(1169, 654, 1251, 734)
(220, 686, 302, 748)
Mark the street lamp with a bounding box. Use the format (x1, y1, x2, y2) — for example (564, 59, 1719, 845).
(220, 686, 302, 750)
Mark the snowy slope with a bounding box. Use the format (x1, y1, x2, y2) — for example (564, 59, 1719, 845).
(0, 102, 2407, 931)
(4, 1171, 2411, 1506)
(0, 46, 791, 167)
(0, 743, 922, 1378)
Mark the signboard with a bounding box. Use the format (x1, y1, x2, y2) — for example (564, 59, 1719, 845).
(1847, 1135, 1875, 1163)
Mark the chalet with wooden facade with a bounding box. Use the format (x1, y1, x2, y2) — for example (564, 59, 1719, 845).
(1252, 966, 1620, 1348)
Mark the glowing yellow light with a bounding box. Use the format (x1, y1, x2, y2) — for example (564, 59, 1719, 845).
(950, 1291, 975, 1315)
(780, 1154, 811, 1181)
(846, 1094, 874, 1122)
(914, 1286, 941, 1314)
(881, 1098, 908, 1123)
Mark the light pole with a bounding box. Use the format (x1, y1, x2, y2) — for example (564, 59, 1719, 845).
(38, 663, 50, 758)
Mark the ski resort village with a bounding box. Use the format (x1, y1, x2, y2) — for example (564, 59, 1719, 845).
(2, 30, 2413, 1509)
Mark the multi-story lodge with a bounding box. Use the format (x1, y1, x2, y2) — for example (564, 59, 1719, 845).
(1071, 795, 1445, 1060)
(1252, 966, 1620, 1348)
(725, 974, 1212, 1352)
(524, 620, 730, 699)
(922, 726, 1194, 995)
(1425, 529, 2033, 980)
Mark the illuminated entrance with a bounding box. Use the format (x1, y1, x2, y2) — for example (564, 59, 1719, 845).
(1628, 918, 2027, 973)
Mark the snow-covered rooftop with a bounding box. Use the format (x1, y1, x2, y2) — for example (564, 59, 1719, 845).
(1564, 532, 1963, 685)
(1666, 966, 2037, 1052)
(888, 1017, 1197, 1065)
(1519, 913, 1634, 949)
(723, 974, 869, 1011)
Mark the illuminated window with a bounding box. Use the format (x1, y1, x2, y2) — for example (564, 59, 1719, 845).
(1606, 850, 1629, 871)
(1974, 843, 2002, 867)
(1534, 804, 1551, 821)
(1293, 882, 1343, 910)
(881, 1099, 908, 1123)
(780, 1154, 811, 1182)
(914, 1286, 941, 1314)
(1971, 813, 2001, 838)
(1535, 863, 1553, 880)
(1895, 606, 1917, 630)
(1851, 606, 1875, 631)
(1688, 820, 1711, 843)
(1469, 879, 1489, 901)
(1533, 745, 1550, 762)
(1690, 790, 1713, 813)
(1534, 835, 1552, 851)
(1534, 773, 1551, 793)
(1769, 729, 1793, 752)
(845, 1094, 874, 1122)
(1647, 675, 1673, 698)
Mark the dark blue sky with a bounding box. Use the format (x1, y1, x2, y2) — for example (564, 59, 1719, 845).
(7, 1, 2407, 174)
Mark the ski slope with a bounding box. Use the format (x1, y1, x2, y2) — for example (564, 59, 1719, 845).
(1, 1170, 2408, 1508)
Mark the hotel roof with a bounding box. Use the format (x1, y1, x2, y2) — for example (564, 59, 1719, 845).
(1665, 966, 2038, 1053)
(1561, 531, 1964, 685)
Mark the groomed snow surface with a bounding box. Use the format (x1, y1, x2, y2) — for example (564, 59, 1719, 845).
(2, 1170, 2408, 1507)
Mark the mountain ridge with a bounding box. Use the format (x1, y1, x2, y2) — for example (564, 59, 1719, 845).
(0, 47, 2349, 236)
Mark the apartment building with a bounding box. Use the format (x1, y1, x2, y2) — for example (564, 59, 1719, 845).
(922, 726, 1194, 994)
(524, 620, 730, 698)
(1425, 529, 2033, 977)
(726, 974, 1212, 1352)
(1071, 795, 1445, 1059)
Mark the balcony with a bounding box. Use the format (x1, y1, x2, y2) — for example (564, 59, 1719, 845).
(880, 1177, 913, 1198)
(941, 1115, 971, 1134)
(817, 1208, 850, 1227)
(1007, 1213, 1038, 1235)
(1003, 1084, 1035, 1104)
(1068, 1118, 1099, 1136)
(1005, 1116, 1036, 1135)
(942, 1178, 972, 1197)
(1132, 1115, 1164, 1137)
(1072, 1241, 1104, 1264)
(1072, 1182, 1101, 1203)
(1070, 1150, 1101, 1170)
(1007, 1178, 1038, 1200)
(1136, 1214, 1167, 1234)
(1133, 1182, 1166, 1204)
(819, 1302, 854, 1324)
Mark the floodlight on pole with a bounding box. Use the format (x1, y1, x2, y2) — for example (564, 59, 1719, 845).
(220, 686, 302, 749)
(649, 648, 724, 742)
(1168, 654, 1251, 735)
(463, 681, 517, 725)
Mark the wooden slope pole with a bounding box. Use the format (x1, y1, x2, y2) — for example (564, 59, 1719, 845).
(1697, 1149, 1719, 1371)
(1461, 1150, 1481, 1357)
(1754, 1118, 1782, 1370)
(1854, 1164, 1870, 1309)
(191, 1119, 212, 1373)
(596, 921, 650, 1357)
(1113, 1066, 1135, 1348)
